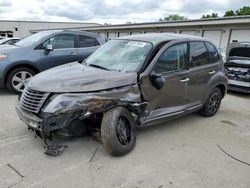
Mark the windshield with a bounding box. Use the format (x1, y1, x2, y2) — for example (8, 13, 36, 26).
(15, 31, 53, 47)
(86, 39, 153, 72)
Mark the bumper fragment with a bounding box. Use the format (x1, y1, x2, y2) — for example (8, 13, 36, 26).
(16, 102, 43, 131)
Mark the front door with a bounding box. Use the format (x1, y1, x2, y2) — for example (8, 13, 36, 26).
(140, 42, 189, 122)
(38, 34, 78, 71)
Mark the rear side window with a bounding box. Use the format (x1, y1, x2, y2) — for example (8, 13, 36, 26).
(5, 39, 19, 45)
(189, 42, 209, 67)
(155, 43, 188, 73)
(205, 42, 220, 63)
(78, 35, 100, 48)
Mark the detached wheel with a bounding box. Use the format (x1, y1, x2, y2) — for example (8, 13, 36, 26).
(6, 67, 35, 93)
(101, 107, 136, 156)
(199, 87, 222, 117)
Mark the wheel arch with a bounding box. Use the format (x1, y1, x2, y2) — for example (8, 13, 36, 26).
(216, 84, 226, 98)
(4, 63, 40, 86)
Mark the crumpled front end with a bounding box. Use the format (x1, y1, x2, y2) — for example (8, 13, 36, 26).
(16, 84, 145, 140)
(225, 62, 250, 93)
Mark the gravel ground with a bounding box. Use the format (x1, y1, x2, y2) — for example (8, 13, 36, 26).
(0, 89, 249, 188)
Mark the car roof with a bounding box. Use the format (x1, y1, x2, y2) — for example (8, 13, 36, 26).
(36, 30, 101, 38)
(118, 33, 204, 46)
(0, 37, 20, 41)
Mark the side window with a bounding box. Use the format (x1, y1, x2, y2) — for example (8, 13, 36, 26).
(5, 40, 15, 45)
(189, 42, 209, 67)
(42, 34, 75, 49)
(155, 43, 188, 73)
(78, 35, 100, 48)
(205, 42, 220, 63)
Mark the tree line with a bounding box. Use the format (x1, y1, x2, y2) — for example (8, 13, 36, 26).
(159, 6, 250, 21)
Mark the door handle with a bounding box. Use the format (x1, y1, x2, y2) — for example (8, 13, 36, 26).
(69, 52, 76, 56)
(180, 78, 190, 82)
(209, 70, 216, 75)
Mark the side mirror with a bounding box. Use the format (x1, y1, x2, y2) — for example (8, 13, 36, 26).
(45, 44, 53, 51)
(149, 71, 166, 90)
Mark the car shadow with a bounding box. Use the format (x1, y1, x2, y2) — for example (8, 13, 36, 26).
(0, 89, 17, 96)
(137, 112, 200, 134)
(227, 90, 250, 99)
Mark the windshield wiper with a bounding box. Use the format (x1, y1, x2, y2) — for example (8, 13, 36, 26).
(88, 64, 111, 71)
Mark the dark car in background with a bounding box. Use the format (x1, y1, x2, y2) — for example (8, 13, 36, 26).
(0, 30, 106, 93)
(16, 33, 227, 156)
(225, 42, 250, 93)
(0, 37, 21, 45)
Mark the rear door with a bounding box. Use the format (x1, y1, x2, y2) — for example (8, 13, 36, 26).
(76, 35, 101, 62)
(186, 41, 220, 107)
(140, 42, 189, 121)
(38, 33, 78, 70)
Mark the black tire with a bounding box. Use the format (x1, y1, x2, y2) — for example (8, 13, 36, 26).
(101, 106, 136, 156)
(199, 87, 222, 117)
(6, 67, 35, 93)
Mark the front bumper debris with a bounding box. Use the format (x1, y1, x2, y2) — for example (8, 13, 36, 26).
(228, 80, 250, 93)
(15, 85, 146, 156)
(15, 101, 43, 134)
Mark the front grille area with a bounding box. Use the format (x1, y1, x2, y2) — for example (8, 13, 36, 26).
(20, 87, 49, 113)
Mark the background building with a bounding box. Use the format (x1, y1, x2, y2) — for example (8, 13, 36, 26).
(75, 16, 250, 49)
(2, 16, 250, 49)
(0, 20, 100, 38)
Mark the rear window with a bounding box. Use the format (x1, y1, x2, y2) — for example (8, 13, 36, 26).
(229, 48, 250, 58)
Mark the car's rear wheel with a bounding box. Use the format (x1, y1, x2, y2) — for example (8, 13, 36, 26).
(199, 87, 222, 117)
(101, 106, 136, 156)
(6, 67, 35, 93)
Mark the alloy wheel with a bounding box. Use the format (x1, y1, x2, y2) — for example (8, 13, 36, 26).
(208, 91, 220, 114)
(12, 71, 33, 92)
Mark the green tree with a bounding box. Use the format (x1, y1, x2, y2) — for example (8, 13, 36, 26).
(224, 6, 250, 17)
(159, 14, 188, 21)
(236, 6, 250, 16)
(202, 13, 218, 19)
(224, 10, 235, 17)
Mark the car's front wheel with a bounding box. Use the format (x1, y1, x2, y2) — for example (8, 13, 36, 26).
(199, 87, 222, 117)
(101, 106, 136, 156)
(6, 67, 35, 93)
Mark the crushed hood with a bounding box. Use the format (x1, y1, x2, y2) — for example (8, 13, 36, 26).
(28, 62, 138, 93)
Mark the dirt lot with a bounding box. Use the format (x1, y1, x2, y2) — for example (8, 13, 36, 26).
(0, 89, 249, 188)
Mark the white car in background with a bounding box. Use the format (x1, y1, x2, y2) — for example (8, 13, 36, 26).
(0, 37, 21, 45)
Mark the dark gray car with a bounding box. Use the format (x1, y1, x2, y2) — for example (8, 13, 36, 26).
(16, 33, 227, 156)
(0, 30, 106, 93)
(225, 42, 250, 93)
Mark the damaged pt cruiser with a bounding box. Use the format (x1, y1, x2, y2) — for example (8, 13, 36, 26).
(16, 33, 228, 156)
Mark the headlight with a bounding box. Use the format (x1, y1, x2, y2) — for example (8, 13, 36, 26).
(0, 54, 7, 61)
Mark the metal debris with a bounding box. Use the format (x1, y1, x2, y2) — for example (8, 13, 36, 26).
(7, 163, 24, 178)
(89, 148, 98, 163)
(217, 144, 250, 166)
(44, 145, 68, 156)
